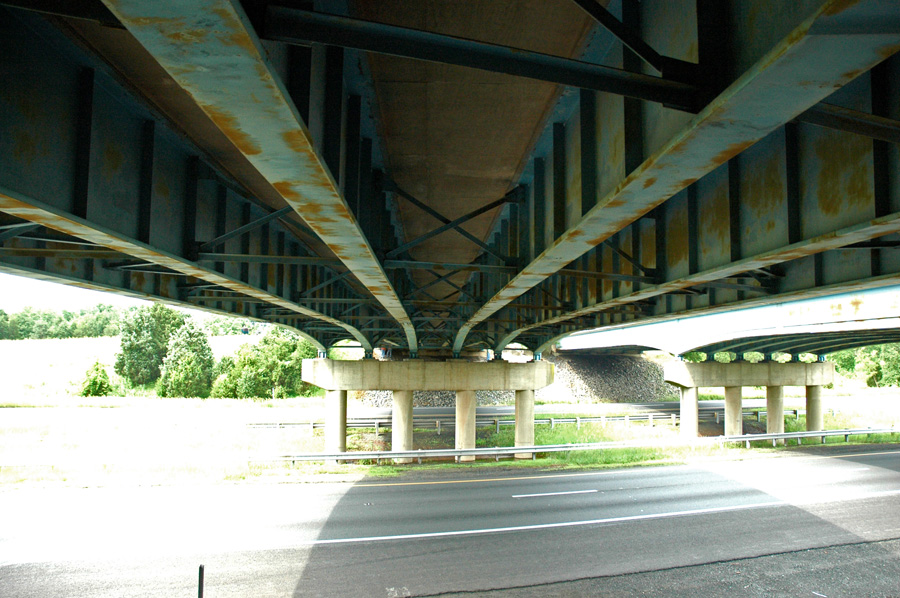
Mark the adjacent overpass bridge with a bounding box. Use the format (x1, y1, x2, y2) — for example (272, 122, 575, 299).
(2, 0, 900, 360)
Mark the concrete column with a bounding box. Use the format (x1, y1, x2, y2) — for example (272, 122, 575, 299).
(392, 390, 414, 464)
(455, 390, 476, 462)
(724, 386, 743, 436)
(514, 389, 535, 459)
(806, 385, 824, 431)
(325, 389, 347, 455)
(766, 385, 785, 444)
(680, 386, 699, 437)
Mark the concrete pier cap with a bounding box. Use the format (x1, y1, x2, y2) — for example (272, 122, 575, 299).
(302, 359, 555, 391)
(663, 361, 834, 389)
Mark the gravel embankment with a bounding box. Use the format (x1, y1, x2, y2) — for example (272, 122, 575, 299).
(358, 354, 678, 407)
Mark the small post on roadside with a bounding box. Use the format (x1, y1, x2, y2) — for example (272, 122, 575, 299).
(198, 565, 205, 598)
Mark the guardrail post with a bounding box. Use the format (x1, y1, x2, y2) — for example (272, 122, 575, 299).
(648, 414, 654, 427)
(495, 418, 500, 434)
(576, 416, 581, 430)
(624, 415, 630, 426)
(671, 413, 676, 426)
(436, 419, 441, 435)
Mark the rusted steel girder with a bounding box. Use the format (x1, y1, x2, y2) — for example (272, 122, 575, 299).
(99, 0, 417, 354)
(502, 210, 900, 353)
(0, 186, 372, 352)
(454, 0, 900, 355)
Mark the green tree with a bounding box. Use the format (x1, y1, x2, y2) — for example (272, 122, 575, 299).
(79, 361, 114, 396)
(114, 304, 186, 385)
(211, 328, 318, 398)
(156, 320, 215, 398)
(0, 309, 8, 339)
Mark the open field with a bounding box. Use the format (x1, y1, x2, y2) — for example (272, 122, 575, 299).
(0, 337, 898, 487)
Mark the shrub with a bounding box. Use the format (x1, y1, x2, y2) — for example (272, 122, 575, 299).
(156, 320, 215, 398)
(79, 361, 113, 397)
(211, 328, 318, 398)
(114, 304, 186, 385)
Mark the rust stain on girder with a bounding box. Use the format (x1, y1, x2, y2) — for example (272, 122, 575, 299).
(822, 0, 864, 16)
(455, 0, 900, 355)
(0, 188, 370, 351)
(210, 5, 258, 54)
(201, 104, 261, 156)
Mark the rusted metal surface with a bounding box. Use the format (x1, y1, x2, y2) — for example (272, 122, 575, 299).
(508, 210, 900, 352)
(455, 0, 900, 354)
(0, 186, 370, 351)
(98, 0, 416, 353)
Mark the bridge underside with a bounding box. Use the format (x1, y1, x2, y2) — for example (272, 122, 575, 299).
(2, 0, 900, 357)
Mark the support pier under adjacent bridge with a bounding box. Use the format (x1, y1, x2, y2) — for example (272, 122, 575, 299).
(303, 359, 555, 462)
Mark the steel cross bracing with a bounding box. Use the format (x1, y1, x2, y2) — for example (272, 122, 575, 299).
(2, 0, 900, 357)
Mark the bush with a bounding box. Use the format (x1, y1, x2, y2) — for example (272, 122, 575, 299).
(156, 320, 215, 398)
(210, 328, 318, 398)
(829, 344, 900, 387)
(79, 361, 113, 397)
(114, 304, 186, 385)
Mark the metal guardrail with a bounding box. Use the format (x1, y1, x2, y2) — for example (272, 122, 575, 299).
(252, 427, 897, 464)
(247, 413, 680, 433)
(248, 408, 808, 433)
(717, 427, 897, 448)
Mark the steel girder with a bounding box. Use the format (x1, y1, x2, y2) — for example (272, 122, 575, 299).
(0, 7, 376, 350)
(97, 0, 418, 353)
(454, 0, 900, 354)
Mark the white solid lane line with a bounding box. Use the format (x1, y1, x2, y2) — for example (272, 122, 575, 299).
(512, 490, 598, 499)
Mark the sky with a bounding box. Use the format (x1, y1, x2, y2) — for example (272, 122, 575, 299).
(0, 272, 153, 313)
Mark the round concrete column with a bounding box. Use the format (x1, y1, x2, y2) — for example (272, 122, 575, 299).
(724, 386, 743, 437)
(392, 390, 414, 464)
(514, 389, 535, 459)
(680, 386, 699, 437)
(325, 389, 347, 456)
(766, 385, 785, 444)
(806, 385, 824, 431)
(455, 390, 476, 462)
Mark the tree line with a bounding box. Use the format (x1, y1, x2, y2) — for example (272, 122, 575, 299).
(81, 303, 319, 399)
(0, 304, 262, 340)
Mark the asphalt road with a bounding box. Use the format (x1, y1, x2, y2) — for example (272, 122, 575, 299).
(2, 445, 899, 597)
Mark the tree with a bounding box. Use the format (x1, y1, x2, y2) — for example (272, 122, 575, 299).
(211, 328, 318, 398)
(79, 361, 114, 396)
(114, 304, 186, 385)
(0, 309, 8, 339)
(156, 320, 215, 398)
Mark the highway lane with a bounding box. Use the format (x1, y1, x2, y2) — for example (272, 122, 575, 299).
(1, 445, 899, 597)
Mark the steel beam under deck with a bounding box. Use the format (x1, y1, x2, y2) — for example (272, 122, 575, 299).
(454, 0, 900, 355)
(500, 208, 900, 352)
(0, 186, 367, 352)
(99, 0, 417, 354)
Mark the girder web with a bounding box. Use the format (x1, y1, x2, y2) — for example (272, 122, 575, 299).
(3, 1, 900, 357)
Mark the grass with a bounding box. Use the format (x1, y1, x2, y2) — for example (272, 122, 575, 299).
(1, 337, 898, 486)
